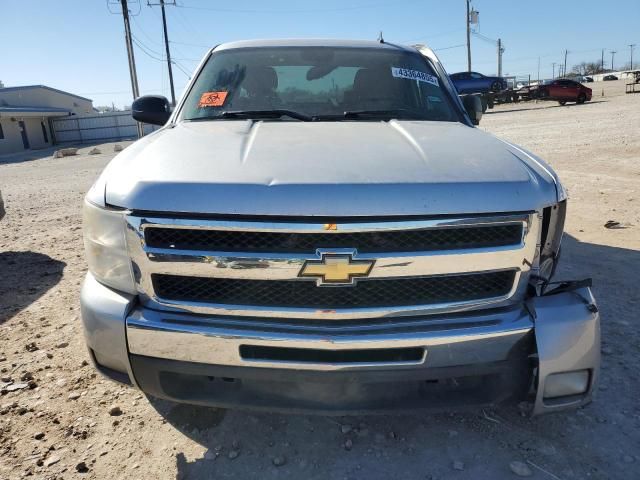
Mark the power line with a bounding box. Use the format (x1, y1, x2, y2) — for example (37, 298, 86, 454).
(472, 31, 498, 45)
(131, 34, 193, 81)
(132, 34, 197, 62)
(171, 60, 191, 78)
(132, 35, 165, 61)
(130, 13, 164, 48)
(433, 44, 467, 52)
(172, 3, 209, 45)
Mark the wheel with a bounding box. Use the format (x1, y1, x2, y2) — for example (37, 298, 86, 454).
(558, 100, 566, 106)
(577, 93, 586, 104)
(490, 81, 501, 92)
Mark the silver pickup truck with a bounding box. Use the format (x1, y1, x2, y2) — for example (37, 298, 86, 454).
(81, 39, 600, 415)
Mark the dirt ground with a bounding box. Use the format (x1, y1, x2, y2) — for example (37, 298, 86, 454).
(1, 79, 639, 480)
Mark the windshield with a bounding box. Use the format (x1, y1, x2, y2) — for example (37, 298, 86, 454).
(181, 46, 458, 122)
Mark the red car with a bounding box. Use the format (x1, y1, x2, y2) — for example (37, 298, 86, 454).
(538, 79, 592, 105)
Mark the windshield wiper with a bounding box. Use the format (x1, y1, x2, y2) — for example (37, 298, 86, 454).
(341, 109, 428, 120)
(312, 109, 429, 121)
(188, 109, 425, 122)
(219, 109, 312, 122)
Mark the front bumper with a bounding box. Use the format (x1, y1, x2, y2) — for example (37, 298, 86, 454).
(81, 273, 600, 415)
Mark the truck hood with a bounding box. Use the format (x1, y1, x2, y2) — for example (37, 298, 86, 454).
(101, 120, 559, 216)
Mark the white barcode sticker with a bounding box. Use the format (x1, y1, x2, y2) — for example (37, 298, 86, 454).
(391, 67, 439, 86)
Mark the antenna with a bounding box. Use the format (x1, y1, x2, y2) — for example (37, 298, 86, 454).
(378, 31, 384, 43)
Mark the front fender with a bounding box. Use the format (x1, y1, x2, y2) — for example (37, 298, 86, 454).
(531, 286, 600, 415)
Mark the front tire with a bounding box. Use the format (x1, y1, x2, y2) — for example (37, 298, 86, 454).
(558, 100, 567, 106)
(577, 93, 587, 104)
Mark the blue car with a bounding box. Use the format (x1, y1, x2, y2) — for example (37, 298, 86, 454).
(450, 71, 508, 94)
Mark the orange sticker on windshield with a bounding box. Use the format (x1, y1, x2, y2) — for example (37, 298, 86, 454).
(198, 91, 228, 107)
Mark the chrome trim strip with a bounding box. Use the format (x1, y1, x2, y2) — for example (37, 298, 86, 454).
(124, 213, 540, 319)
(141, 246, 527, 280)
(130, 213, 531, 233)
(126, 307, 532, 370)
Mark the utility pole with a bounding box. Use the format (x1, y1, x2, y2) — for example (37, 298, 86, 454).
(537, 56, 540, 83)
(148, 0, 176, 106)
(630, 44, 636, 70)
(601, 49, 605, 72)
(497, 38, 504, 77)
(563, 49, 568, 78)
(466, 0, 471, 72)
(119, 0, 143, 138)
(552, 62, 556, 79)
(611, 50, 617, 71)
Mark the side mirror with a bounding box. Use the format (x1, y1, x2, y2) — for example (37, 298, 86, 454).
(461, 94, 483, 125)
(132, 95, 171, 126)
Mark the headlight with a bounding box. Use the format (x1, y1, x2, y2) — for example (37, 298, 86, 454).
(83, 200, 136, 294)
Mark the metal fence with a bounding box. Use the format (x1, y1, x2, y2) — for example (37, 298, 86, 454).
(51, 111, 159, 144)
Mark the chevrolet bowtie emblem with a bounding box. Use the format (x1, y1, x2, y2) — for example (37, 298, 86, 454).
(299, 254, 374, 286)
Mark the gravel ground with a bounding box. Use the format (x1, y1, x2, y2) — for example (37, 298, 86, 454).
(0, 80, 639, 479)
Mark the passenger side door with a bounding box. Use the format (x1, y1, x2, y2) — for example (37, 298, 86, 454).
(564, 81, 580, 99)
(547, 81, 564, 98)
(452, 73, 470, 93)
(553, 80, 577, 99)
(469, 72, 487, 90)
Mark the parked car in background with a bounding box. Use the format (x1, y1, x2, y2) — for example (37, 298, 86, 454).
(515, 81, 549, 101)
(537, 79, 592, 105)
(603, 74, 618, 81)
(449, 71, 508, 94)
(584, 76, 594, 83)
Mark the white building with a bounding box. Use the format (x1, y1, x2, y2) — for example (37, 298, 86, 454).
(0, 85, 94, 155)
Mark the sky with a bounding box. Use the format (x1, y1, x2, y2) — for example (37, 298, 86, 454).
(2, 0, 639, 108)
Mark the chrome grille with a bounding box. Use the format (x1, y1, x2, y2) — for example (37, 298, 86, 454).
(152, 271, 517, 309)
(144, 224, 523, 253)
(125, 213, 540, 320)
